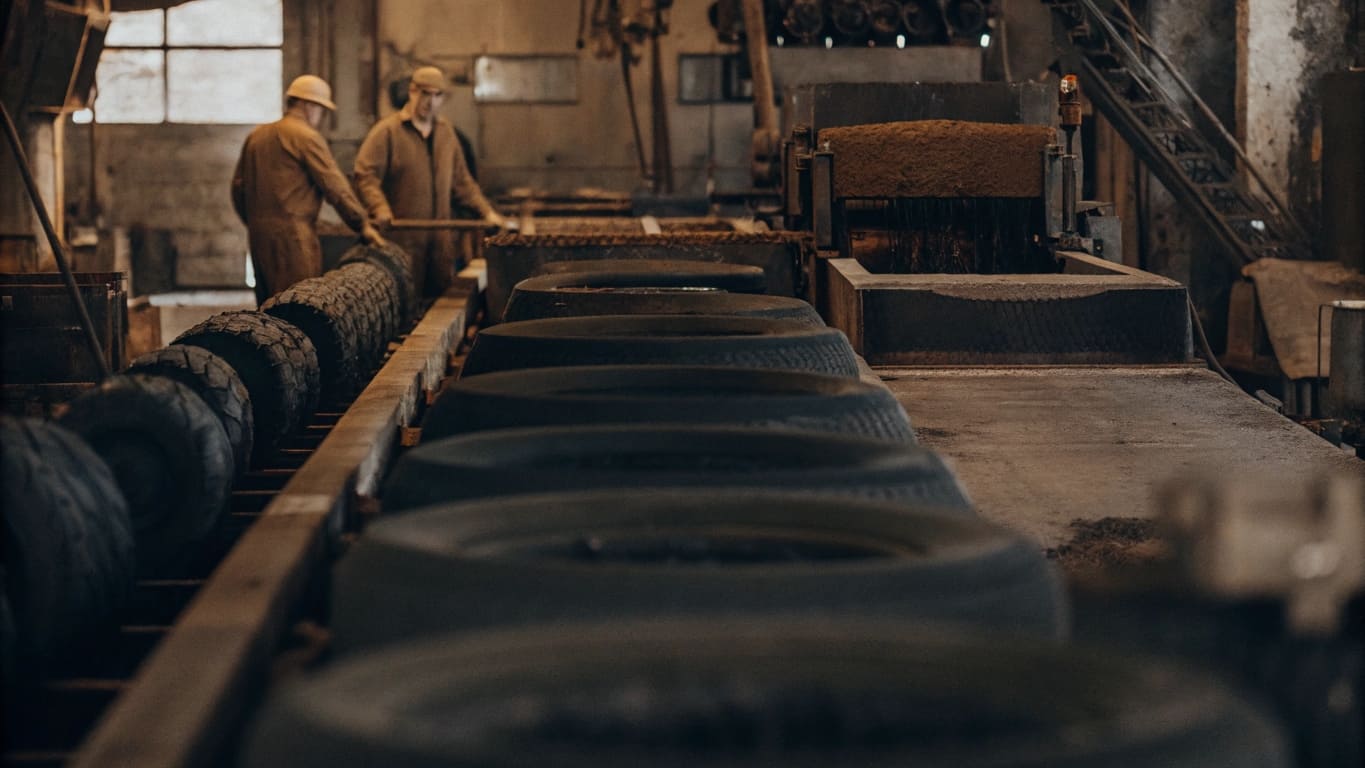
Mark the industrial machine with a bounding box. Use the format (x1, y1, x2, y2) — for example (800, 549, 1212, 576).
(769, 79, 1186, 367)
(782, 77, 1116, 267)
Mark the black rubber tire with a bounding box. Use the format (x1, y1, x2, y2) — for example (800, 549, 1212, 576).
(460, 315, 861, 379)
(528, 258, 769, 293)
(319, 268, 385, 375)
(126, 344, 254, 476)
(59, 375, 233, 569)
(423, 365, 914, 443)
(174, 311, 319, 465)
(272, 314, 322, 416)
(338, 242, 415, 325)
(383, 425, 970, 513)
(262, 278, 363, 405)
(332, 262, 400, 369)
(244, 617, 1292, 768)
(1, 417, 135, 665)
(504, 277, 824, 324)
(333, 489, 1063, 653)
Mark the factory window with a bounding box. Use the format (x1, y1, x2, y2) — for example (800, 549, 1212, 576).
(90, 0, 283, 124)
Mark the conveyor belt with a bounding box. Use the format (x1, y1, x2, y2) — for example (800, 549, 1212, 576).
(1, 285, 476, 768)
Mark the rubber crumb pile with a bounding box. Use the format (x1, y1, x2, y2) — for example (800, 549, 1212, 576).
(1045, 517, 1169, 575)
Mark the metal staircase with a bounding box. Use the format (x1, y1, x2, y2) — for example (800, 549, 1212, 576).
(1047, 0, 1311, 266)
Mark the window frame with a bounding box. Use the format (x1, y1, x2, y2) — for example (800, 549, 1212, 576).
(95, 2, 284, 125)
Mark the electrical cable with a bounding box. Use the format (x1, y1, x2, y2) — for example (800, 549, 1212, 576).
(0, 100, 111, 381)
(1188, 295, 1237, 385)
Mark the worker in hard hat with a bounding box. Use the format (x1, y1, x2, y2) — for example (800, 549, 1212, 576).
(232, 74, 384, 304)
(354, 65, 505, 298)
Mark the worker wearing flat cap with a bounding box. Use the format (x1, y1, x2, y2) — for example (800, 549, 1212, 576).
(354, 65, 506, 298)
(232, 74, 384, 304)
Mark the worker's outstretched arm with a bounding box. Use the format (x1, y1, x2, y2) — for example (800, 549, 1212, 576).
(296, 131, 366, 229)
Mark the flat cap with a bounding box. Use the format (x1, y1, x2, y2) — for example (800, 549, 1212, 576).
(410, 66, 447, 92)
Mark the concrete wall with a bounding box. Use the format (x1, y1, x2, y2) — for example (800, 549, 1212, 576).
(375, 0, 752, 195)
(68, 123, 254, 287)
(1239, 0, 1354, 240)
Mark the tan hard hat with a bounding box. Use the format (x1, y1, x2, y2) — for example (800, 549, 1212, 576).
(285, 74, 337, 111)
(409, 66, 447, 93)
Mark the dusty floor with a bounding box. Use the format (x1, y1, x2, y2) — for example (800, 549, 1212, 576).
(879, 365, 1364, 548)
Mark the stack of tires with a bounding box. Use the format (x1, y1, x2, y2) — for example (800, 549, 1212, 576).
(1, 243, 414, 682)
(246, 256, 1291, 765)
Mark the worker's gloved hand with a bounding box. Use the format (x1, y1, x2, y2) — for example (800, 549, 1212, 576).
(484, 210, 507, 229)
(361, 222, 387, 248)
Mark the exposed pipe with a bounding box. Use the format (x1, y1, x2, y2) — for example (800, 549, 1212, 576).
(0, 101, 111, 381)
(741, 0, 780, 186)
(741, 0, 777, 137)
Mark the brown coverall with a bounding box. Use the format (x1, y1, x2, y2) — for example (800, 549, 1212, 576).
(231, 114, 369, 304)
(353, 112, 494, 297)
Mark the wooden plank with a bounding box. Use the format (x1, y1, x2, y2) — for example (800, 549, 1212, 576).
(68, 290, 471, 768)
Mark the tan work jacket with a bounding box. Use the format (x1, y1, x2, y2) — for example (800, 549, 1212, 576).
(353, 111, 494, 296)
(231, 113, 368, 303)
